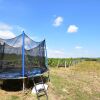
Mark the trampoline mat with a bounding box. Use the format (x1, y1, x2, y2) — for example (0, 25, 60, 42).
(0, 67, 48, 79)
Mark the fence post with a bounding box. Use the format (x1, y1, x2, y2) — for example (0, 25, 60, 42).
(65, 60, 66, 68)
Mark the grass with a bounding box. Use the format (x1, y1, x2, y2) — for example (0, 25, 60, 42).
(10, 96, 20, 100)
(49, 61, 100, 100)
(0, 61, 100, 100)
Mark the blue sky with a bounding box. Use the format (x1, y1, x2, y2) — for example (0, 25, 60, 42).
(0, 0, 100, 58)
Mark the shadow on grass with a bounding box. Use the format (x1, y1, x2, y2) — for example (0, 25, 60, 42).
(0, 76, 49, 92)
(0, 79, 23, 91)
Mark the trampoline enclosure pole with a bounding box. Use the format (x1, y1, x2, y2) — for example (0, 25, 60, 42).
(45, 40, 48, 68)
(22, 31, 25, 91)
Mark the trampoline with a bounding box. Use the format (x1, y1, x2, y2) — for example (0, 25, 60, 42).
(0, 31, 49, 82)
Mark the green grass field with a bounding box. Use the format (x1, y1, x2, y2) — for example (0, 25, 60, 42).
(0, 61, 100, 100)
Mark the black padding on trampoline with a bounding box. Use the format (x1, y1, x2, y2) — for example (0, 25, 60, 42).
(0, 67, 47, 79)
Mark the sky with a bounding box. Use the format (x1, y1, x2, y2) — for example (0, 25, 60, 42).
(0, 0, 100, 58)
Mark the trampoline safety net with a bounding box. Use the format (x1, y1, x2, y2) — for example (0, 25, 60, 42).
(0, 32, 48, 79)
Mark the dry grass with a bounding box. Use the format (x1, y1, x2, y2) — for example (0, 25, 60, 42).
(0, 61, 100, 100)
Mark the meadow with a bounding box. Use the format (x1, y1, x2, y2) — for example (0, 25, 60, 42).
(0, 60, 100, 100)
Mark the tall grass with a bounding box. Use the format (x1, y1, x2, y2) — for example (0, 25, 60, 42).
(49, 61, 100, 100)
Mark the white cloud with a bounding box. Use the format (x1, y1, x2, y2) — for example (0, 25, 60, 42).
(0, 30, 15, 39)
(0, 23, 26, 39)
(75, 46, 83, 49)
(67, 25, 78, 33)
(0, 23, 16, 39)
(47, 49, 67, 58)
(47, 48, 99, 58)
(0, 23, 12, 31)
(53, 16, 63, 27)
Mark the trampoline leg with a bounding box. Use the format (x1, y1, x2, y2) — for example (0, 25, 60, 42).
(23, 79, 25, 92)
